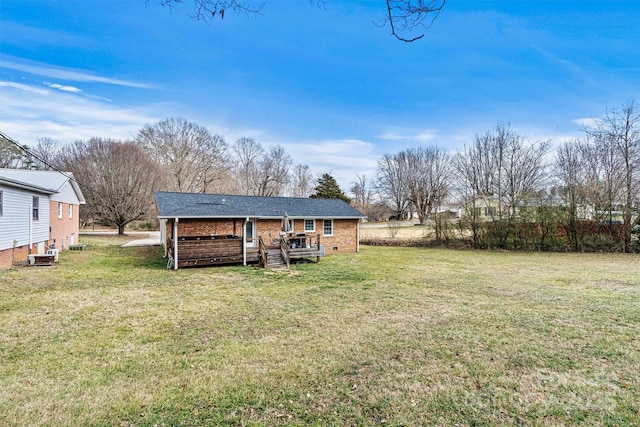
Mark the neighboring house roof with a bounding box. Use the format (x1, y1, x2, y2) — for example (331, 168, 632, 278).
(0, 175, 57, 195)
(155, 191, 366, 219)
(0, 169, 86, 204)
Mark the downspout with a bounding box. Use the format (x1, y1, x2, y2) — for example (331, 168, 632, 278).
(173, 218, 179, 270)
(28, 204, 32, 252)
(242, 217, 248, 266)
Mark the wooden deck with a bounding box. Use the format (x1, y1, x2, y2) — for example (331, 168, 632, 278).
(169, 235, 248, 268)
(166, 234, 322, 269)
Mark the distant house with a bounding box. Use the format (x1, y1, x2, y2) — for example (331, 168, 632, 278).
(0, 169, 85, 269)
(458, 196, 504, 221)
(155, 191, 366, 269)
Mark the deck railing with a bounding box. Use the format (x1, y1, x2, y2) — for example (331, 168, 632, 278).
(258, 236, 268, 268)
(280, 236, 291, 269)
(288, 234, 322, 262)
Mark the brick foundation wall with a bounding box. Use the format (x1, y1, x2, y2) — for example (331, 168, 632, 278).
(0, 244, 36, 270)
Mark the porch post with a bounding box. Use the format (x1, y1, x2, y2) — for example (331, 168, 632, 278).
(356, 220, 361, 253)
(173, 218, 179, 270)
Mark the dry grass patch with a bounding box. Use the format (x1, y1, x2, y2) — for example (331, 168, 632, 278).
(1, 237, 638, 426)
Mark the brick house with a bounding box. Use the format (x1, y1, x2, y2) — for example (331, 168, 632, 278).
(155, 191, 366, 269)
(0, 169, 85, 269)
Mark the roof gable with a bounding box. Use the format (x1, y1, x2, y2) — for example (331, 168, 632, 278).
(155, 192, 365, 219)
(0, 169, 86, 203)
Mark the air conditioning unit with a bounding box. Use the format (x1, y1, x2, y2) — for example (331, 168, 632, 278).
(47, 249, 59, 262)
(28, 254, 36, 265)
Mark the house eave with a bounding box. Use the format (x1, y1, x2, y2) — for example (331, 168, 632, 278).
(157, 214, 366, 220)
(0, 177, 57, 195)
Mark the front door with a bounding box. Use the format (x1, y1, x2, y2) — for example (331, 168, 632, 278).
(245, 220, 256, 247)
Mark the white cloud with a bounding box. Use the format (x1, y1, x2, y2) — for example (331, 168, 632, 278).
(0, 81, 49, 95)
(1, 55, 154, 89)
(0, 81, 165, 144)
(572, 117, 601, 129)
(0, 80, 377, 189)
(379, 129, 437, 142)
(278, 139, 378, 189)
(45, 82, 83, 93)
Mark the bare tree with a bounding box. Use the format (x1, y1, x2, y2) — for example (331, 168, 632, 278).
(587, 101, 640, 252)
(453, 141, 487, 246)
(154, 0, 446, 42)
(232, 139, 292, 196)
(136, 118, 229, 193)
(350, 174, 372, 215)
(376, 153, 411, 220)
(402, 147, 451, 225)
(233, 137, 263, 195)
(289, 163, 314, 197)
(454, 123, 550, 248)
(27, 138, 62, 170)
(555, 140, 587, 251)
(253, 145, 292, 196)
(58, 138, 166, 234)
(580, 133, 624, 227)
(502, 133, 552, 220)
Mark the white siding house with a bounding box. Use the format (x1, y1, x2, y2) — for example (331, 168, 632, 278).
(0, 175, 55, 267)
(0, 169, 85, 269)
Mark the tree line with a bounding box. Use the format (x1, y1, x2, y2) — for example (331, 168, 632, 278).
(373, 101, 640, 252)
(1, 118, 349, 234)
(2, 101, 638, 251)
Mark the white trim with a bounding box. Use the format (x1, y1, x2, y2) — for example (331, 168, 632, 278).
(245, 219, 256, 247)
(304, 218, 315, 232)
(322, 219, 334, 237)
(242, 217, 248, 266)
(173, 218, 179, 270)
(156, 215, 365, 220)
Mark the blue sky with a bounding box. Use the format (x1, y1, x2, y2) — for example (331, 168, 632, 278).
(1, 1, 639, 189)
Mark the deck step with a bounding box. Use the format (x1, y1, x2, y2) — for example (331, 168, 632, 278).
(264, 249, 288, 269)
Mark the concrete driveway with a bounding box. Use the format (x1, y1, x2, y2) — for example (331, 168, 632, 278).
(121, 231, 161, 247)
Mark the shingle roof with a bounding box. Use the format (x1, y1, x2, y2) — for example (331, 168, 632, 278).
(155, 191, 366, 219)
(0, 169, 86, 203)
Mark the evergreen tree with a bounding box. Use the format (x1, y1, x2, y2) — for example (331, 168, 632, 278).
(310, 173, 351, 203)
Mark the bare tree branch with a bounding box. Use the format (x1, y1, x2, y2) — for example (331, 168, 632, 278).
(155, 0, 265, 22)
(383, 0, 445, 42)
(153, 0, 445, 42)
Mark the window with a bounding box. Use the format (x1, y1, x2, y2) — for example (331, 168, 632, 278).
(69, 204, 73, 219)
(32, 197, 39, 220)
(484, 207, 496, 216)
(323, 219, 333, 236)
(304, 219, 315, 232)
(288, 219, 294, 232)
(58, 202, 63, 219)
(0, 190, 3, 216)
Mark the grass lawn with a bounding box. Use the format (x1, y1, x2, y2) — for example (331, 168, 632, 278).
(1, 236, 639, 426)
